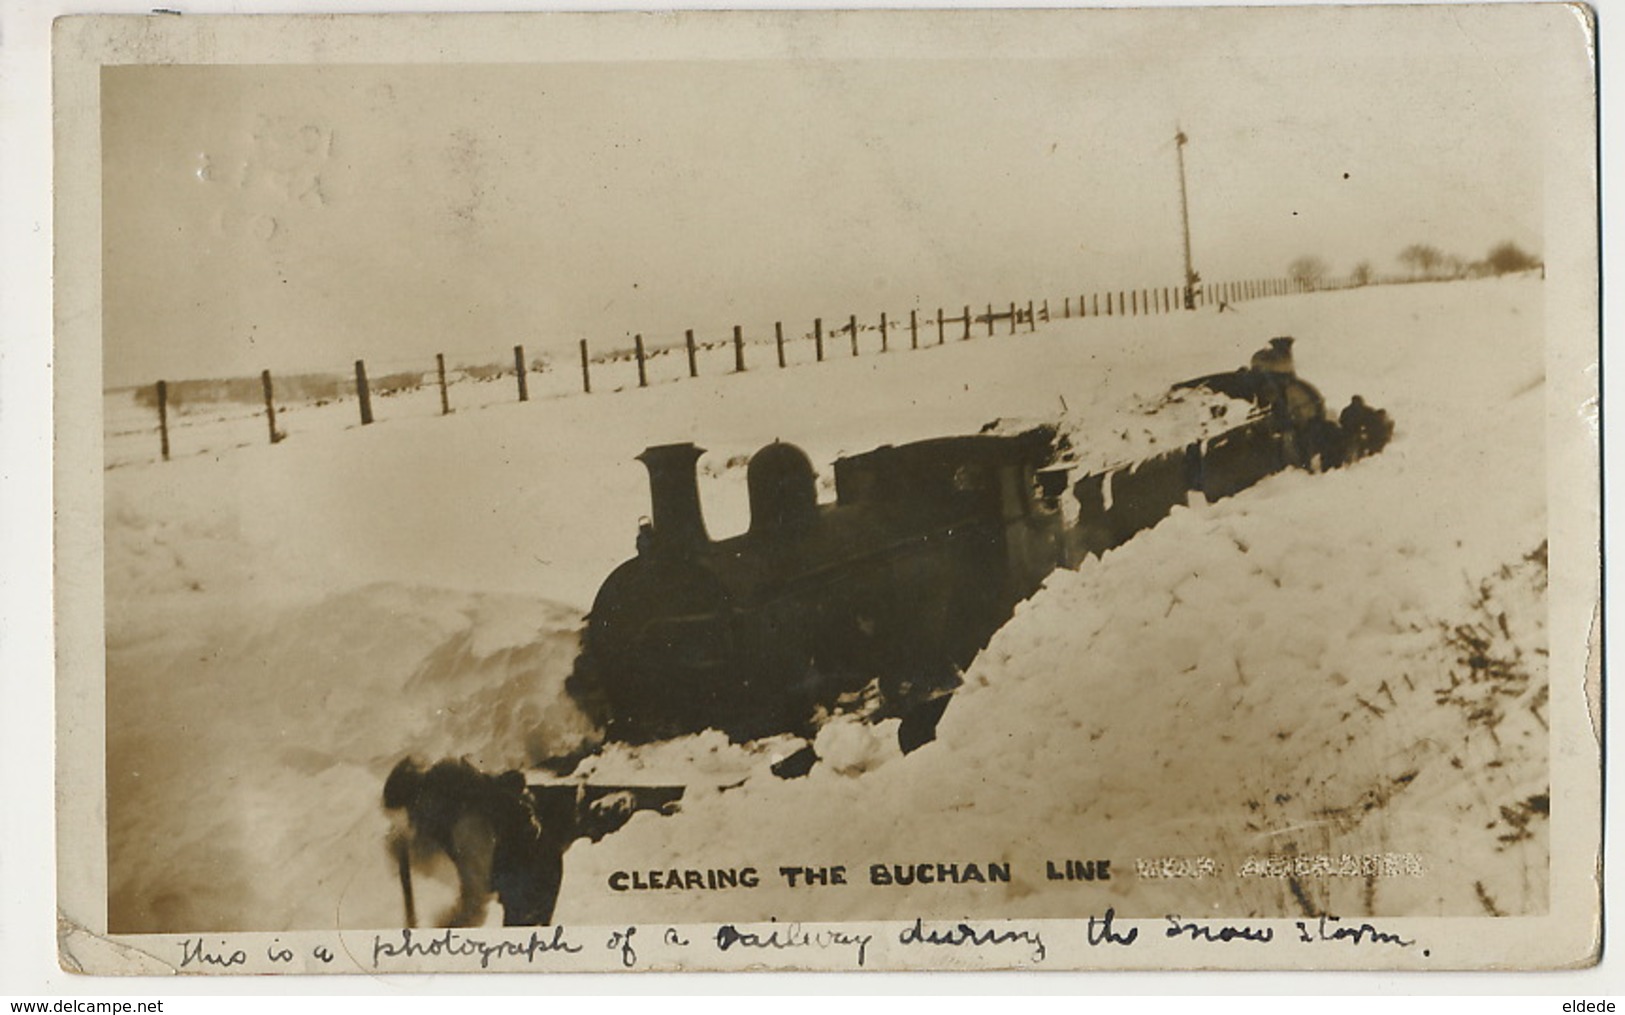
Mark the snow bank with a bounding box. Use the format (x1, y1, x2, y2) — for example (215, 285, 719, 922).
(102, 277, 1549, 931)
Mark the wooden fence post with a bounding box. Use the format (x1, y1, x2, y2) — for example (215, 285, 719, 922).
(776, 322, 786, 368)
(686, 329, 698, 378)
(437, 354, 450, 415)
(849, 314, 859, 357)
(1092, 293, 1099, 317)
(910, 309, 919, 350)
(580, 339, 592, 394)
(156, 379, 170, 461)
(261, 369, 281, 444)
(936, 308, 944, 344)
(963, 306, 971, 340)
(734, 325, 746, 372)
(880, 311, 889, 352)
(514, 345, 529, 402)
(355, 360, 374, 425)
(986, 303, 995, 337)
(1008, 301, 1017, 335)
(1065, 296, 1071, 319)
(635, 334, 648, 388)
(1028, 300, 1037, 332)
(815, 318, 824, 362)
(1040, 299, 1048, 324)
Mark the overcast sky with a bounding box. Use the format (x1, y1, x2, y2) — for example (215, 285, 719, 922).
(99, 5, 1559, 388)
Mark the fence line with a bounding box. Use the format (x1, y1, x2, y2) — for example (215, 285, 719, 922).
(119, 272, 1393, 467)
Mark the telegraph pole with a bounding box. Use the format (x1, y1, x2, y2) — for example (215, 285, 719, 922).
(1175, 127, 1199, 310)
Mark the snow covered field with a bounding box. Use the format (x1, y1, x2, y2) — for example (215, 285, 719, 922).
(102, 277, 1551, 934)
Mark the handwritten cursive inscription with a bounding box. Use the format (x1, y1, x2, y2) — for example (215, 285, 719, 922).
(371, 927, 584, 969)
(178, 939, 247, 969)
(898, 917, 1046, 963)
(1295, 915, 1416, 947)
(1164, 915, 1274, 943)
(1086, 907, 1139, 946)
(715, 922, 874, 967)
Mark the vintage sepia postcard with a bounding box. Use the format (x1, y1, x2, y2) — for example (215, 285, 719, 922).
(52, 5, 1600, 976)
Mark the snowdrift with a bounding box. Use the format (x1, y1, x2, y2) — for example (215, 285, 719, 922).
(102, 277, 1548, 932)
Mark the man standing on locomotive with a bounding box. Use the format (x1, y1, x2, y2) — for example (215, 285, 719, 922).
(1247, 336, 1341, 470)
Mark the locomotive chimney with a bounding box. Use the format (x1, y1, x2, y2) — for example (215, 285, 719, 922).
(636, 443, 710, 555)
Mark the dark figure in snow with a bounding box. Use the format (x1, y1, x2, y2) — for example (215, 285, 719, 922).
(1339, 395, 1394, 462)
(383, 757, 564, 927)
(1246, 338, 1338, 470)
(1249, 336, 1297, 376)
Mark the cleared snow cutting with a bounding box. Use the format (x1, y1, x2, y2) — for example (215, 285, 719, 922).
(102, 277, 1547, 934)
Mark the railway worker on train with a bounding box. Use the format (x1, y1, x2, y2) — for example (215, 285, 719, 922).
(1249, 336, 1297, 376)
(1339, 395, 1393, 463)
(383, 756, 564, 927)
(1247, 337, 1336, 469)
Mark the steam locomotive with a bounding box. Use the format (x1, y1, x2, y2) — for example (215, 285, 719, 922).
(569, 343, 1390, 752)
(570, 427, 1072, 748)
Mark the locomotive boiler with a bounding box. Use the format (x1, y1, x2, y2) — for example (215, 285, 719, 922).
(571, 427, 1071, 748)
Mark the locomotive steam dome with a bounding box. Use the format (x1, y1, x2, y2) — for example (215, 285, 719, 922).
(747, 441, 819, 534)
